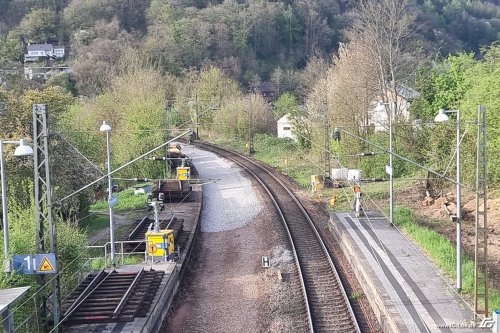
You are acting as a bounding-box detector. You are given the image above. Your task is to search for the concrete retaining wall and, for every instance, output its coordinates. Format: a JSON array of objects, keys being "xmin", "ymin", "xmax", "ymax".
[{"xmin": 141, "ymin": 188, "xmax": 203, "ymax": 333}]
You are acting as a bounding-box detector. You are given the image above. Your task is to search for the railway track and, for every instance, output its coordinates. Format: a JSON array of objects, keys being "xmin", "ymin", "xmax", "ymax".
[
  {"xmin": 196, "ymin": 142, "xmax": 360, "ymax": 333},
  {"xmin": 62, "ymin": 269, "xmax": 164, "ymax": 325}
]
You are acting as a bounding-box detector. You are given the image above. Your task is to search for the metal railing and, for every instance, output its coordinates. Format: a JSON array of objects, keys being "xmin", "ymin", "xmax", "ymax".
[{"xmin": 86, "ymin": 239, "xmax": 152, "ymax": 267}]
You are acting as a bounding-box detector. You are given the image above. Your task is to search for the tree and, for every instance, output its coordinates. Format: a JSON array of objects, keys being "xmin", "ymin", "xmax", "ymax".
[
  {"xmin": 348, "ymin": 0, "xmax": 418, "ymax": 121},
  {"xmin": 64, "ymin": 0, "xmax": 113, "ymax": 32},
  {"xmin": 273, "ymin": 92, "xmax": 297, "ymax": 120},
  {"xmin": 19, "ymin": 8, "xmax": 58, "ymax": 43},
  {"xmin": 279, "ymin": 4, "xmax": 302, "ymax": 52},
  {"xmin": 460, "ymin": 44, "xmax": 500, "ymax": 184},
  {"xmin": 0, "ymin": 31, "xmax": 24, "ymax": 64},
  {"xmin": 194, "ymin": 67, "xmax": 240, "ymax": 130},
  {"xmin": 62, "ymin": 52, "xmax": 175, "ymax": 179},
  {"xmin": 45, "ymin": 72, "xmax": 77, "ymax": 95}
]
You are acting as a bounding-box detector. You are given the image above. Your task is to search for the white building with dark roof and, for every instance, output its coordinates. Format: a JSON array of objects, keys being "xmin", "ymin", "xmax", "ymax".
[
  {"xmin": 369, "ymin": 85, "xmax": 420, "ymax": 132},
  {"xmin": 24, "ymin": 44, "xmax": 65, "ymax": 62},
  {"xmin": 277, "ymin": 114, "xmax": 297, "ymax": 141}
]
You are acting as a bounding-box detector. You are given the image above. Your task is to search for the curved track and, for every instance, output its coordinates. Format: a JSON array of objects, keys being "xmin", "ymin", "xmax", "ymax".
[{"xmin": 196, "ymin": 142, "xmax": 360, "ymax": 333}]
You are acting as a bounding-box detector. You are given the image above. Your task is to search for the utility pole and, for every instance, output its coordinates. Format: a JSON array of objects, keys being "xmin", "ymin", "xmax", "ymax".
[
  {"xmin": 165, "ymin": 99, "xmax": 171, "ymax": 177},
  {"xmin": 389, "ymin": 101, "xmax": 395, "ymax": 226},
  {"xmin": 195, "ymin": 95, "xmax": 199, "ymax": 140},
  {"xmin": 323, "ymin": 100, "xmax": 331, "ymax": 180},
  {"xmin": 33, "ymin": 104, "xmax": 60, "ymax": 332},
  {"xmin": 247, "ymin": 98, "xmax": 254, "ymax": 154},
  {"xmin": 474, "ymin": 105, "xmax": 488, "ymax": 319}
]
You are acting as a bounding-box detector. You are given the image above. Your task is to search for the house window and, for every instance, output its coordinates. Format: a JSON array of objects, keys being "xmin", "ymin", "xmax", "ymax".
[
  {"xmin": 283, "ymin": 126, "xmax": 291, "ymax": 131},
  {"xmin": 270, "ymin": 92, "xmax": 274, "ymax": 97},
  {"xmin": 262, "ymin": 92, "xmax": 267, "ymax": 97}
]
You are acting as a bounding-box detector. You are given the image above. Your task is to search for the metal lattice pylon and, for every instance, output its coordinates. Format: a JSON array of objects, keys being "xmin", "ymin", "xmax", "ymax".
[
  {"xmin": 474, "ymin": 105, "xmax": 488, "ymax": 319},
  {"xmin": 33, "ymin": 104, "xmax": 60, "ymax": 331}
]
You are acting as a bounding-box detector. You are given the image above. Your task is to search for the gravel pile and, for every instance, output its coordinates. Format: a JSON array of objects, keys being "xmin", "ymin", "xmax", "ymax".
[{"xmin": 181, "ymin": 144, "xmax": 262, "ymax": 232}]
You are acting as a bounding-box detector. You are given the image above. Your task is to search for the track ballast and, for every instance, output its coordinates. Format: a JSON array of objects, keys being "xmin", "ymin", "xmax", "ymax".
[{"xmin": 196, "ymin": 142, "xmax": 360, "ymax": 333}]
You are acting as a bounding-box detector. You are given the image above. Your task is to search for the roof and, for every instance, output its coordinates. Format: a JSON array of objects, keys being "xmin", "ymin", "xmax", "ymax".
[
  {"xmin": 0, "ymin": 286, "xmax": 31, "ymax": 315},
  {"xmin": 27, "ymin": 44, "xmax": 53, "ymax": 51},
  {"xmin": 254, "ymin": 81, "xmax": 276, "ymax": 92},
  {"xmin": 277, "ymin": 113, "xmax": 293, "ymax": 123},
  {"xmin": 396, "ymin": 85, "xmax": 420, "ymax": 100}
]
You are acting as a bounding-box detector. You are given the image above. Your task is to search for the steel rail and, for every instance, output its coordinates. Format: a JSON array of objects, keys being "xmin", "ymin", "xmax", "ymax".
[
  {"xmin": 196, "ymin": 142, "xmax": 360, "ymax": 332},
  {"xmin": 113, "ymin": 269, "xmax": 144, "ymax": 317},
  {"xmin": 202, "ymin": 146, "xmax": 314, "ymax": 333},
  {"xmin": 128, "ymin": 216, "xmax": 149, "ymax": 240},
  {"xmin": 62, "ymin": 269, "xmax": 107, "ymax": 317},
  {"xmin": 61, "ymin": 270, "xmax": 115, "ymax": 321}
]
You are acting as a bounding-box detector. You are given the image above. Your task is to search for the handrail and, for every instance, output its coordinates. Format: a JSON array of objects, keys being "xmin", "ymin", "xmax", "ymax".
[
  {"xmin": 113, "ymin": 269, "xmax": 144, "ymax": 317},
  {"xmin": 62, "ymin": 269, "xmax": 107, "ymax": 317},
  {"xmin": 128, "ymin": 216, "xmax": 149, "ymax": 240}
]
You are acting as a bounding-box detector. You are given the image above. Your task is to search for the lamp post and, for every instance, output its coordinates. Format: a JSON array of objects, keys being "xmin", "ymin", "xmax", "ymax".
[
  {"xmin": 100, "ymin": 121, "xmax": 116, "ymax": 267},
  {"xmin": 434, "ymin": 108, "xmax": 462, "ymax": 292},
  {"xmin": 1, "ymin": 139, "xmax": 34, "ymax": 277},
  {"xmin": 374, "ymin": 101, "xmax": 394, "ymax": 226}
]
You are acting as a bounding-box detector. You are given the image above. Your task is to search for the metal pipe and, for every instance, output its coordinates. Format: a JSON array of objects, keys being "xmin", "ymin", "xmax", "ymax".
[
  {"xmin": 105, "ymin": 130, "xmax": 116, "ymax": 267},
  {"xmin": 389, "ymin": 104, "xmax": 394, "ymax": 226},
  {"xmin": 456, "ymin": 109, "xmax": 462, "ymax": 292},
  {"xmin": 0, "ymin": 140, "xmax": 11, "ymax": 277},
  {"xmin": 55, "ymin": 129, "xmax": 192, "ymax": 204}
]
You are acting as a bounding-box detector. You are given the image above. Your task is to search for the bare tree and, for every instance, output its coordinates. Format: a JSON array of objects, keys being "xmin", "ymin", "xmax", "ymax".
[
  {"xmin": 329, "ymin": 42, "xmax": 379, "ymax": 135},
  {"xmin": 348, "ymin": 0, "xmax": 418, "ymax": 120}
]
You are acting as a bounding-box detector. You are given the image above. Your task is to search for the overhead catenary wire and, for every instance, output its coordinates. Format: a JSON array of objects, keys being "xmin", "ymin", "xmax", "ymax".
[
  {"xmin": 337, "ymin": 127, "xmax": 475, "ymax": 191},
  {"xmin": 286, "ymin": 130, "xmax": 421, "ymax": 331},
  {"xmin": 2, "ymin": 105, "xmax": 218, "ymax": 329},
  {"xmin": 292, "ymin": 125, "xmax": 479, "ymax": 322}
]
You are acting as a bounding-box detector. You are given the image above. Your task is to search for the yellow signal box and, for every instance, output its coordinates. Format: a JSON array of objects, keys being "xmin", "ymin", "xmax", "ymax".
[
  {"xmin": 145, "ymin": 229, "xmax": 174, "ymax": 257},
  {"xmin": 176, "ymin": 167, "xmax": 190, "ymax": 180}
]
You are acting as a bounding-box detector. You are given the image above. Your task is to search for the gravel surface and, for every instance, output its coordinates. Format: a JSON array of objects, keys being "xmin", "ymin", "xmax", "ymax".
[
  {"xmin": 162, "ymin": 144, "xmax": 308, "ymax": 333},
  {"xmin": 181, "ymin": 144, "xmax": 263, "ymax": 232}
]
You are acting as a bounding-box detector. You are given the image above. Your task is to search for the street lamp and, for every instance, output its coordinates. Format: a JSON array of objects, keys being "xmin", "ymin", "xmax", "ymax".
[
  {"xmin": 1, "ymin": 139, "xmax": 33, "ymax": 277},
  {"xmin": 434, "ymin": 108, "xmax": 462, "ymax": 292},
  {"xmin": 374, "ymin": 101, "xmax": 394, "ymax": 226},
  {"xmin": 100, "ymin": 121, "xmax": 116, "ymax": 267}
]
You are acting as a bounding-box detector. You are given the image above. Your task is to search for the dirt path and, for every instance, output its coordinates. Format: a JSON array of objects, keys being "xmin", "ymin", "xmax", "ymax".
[{"xmin": 86, "ymin": 210, "xmax": 147, "ymax": 245}]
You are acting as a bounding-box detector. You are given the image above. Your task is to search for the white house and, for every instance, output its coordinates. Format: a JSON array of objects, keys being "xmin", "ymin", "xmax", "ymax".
[
  {"xmin": 369, "ymin": 86, "xmax": 420, "ymax": 132},
  {"xmin": 277, "ymin": 114, "xmax": 297, "ymax": 141},
  {"xmin": 24, "ymin": 44, "xmax": 65, "ymax": 62}
]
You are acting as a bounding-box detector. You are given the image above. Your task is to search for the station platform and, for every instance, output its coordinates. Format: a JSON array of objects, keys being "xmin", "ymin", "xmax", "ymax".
[{"xmin": 330, "ymin": 212, "xmax": 487, "ymax": 333}]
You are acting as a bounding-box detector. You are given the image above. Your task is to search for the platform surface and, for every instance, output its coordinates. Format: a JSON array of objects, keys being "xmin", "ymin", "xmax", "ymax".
[
  {"xmin": 332, "ymin": 212, "xmax": 488, "ymax": 333},
  {"xmin": 0, "ymin": 286, "xmax": 30, "ymax": 314}
]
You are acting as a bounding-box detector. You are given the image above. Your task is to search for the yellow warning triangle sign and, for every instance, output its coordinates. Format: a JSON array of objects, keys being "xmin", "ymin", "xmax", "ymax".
[{"xmin": 38, "ymin": 256, "xmax": 55, "ymax": 271}]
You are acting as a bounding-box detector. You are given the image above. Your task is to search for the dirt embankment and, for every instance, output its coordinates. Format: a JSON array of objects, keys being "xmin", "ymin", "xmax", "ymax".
[{"xmin": 397, "ymin": 184, "xmax": 500, "ymax": 288}]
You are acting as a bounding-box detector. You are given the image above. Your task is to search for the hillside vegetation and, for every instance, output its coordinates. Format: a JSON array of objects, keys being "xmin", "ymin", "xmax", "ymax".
[{"xmin": 0, "ymin": 1, "xmax": 499, "ymax": 321}]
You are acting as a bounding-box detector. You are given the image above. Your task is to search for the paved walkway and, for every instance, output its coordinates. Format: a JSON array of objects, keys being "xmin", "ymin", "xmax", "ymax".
[{"xmin": 331, "ymin": 212, "xmax": 487, "ymax": 333}]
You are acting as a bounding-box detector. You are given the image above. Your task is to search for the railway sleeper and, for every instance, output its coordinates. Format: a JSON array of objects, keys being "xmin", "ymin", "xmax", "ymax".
[{"xmin": 77, "ymin": 302, "xmax": 120, "ymax": 308}]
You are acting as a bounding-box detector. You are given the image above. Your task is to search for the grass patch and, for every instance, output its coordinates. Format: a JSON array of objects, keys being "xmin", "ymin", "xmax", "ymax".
[
  {"xmin": 253, "ymin": 134, "xmax": 318, "ymax": 188},
  {"xmin": 90, "ymin": 187, "xmax": 149, "ymax": 211},
  {"xmin": 393, "ymin": 206, "xmax": 500, "ymax": 311},
  {"xmin": 90, "ymin": 255, "xmax": 145, "ymax": 270},
  {"xmin": 80, "ymin": 214, "xmax": 109, "ymax": 237}
]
